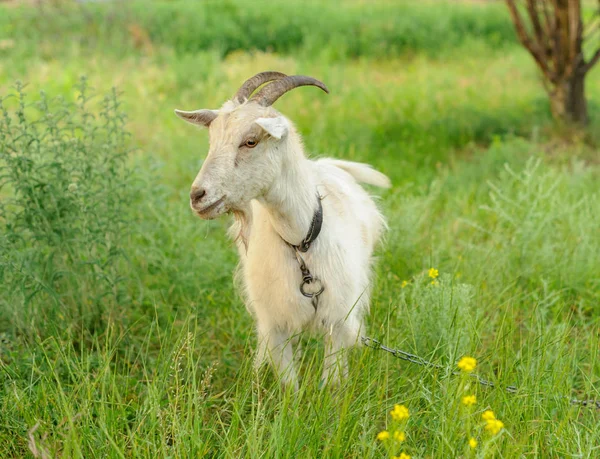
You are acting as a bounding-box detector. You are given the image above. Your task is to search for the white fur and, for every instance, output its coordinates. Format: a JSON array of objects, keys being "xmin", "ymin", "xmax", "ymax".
[{"xmin": 176, "ymin": 97, "xmax": 389, "ymax": 389}]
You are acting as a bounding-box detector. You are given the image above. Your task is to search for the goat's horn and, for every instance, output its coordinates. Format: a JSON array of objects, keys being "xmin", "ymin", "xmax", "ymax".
[
  {"xmin": 251, "ymin": 75, "xmax": 329, "ymax": 107},
  {"xmin": 233, "ymin": 71, "xmax": 288, "ymax": 103}
]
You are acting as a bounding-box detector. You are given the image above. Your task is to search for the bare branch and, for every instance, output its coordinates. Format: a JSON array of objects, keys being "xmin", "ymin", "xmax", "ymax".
[
  {"xmin": 505, "ymin": 0, "xmax": 557, "ymax": 81},
  {"xmin": 541, "ymin": 0, "xmax": 554, "ymax": 40},
  {"xmin": 549, "ymin": 0, "xmax": 563, "ymax": 76},
  {"xmin": 583, "ymin": 46, "xmax": 600, "ymax": 73},
  {"xmin": 562, "ymin": 0, "xmax": 583, "ymax": 80},
  {"xmin": 583, "ymin": 1, "xmax": 600, "ymax": 72},
  {"xmin": 526, "ymin": 0, "xmax": 546, "ymax": 45}
]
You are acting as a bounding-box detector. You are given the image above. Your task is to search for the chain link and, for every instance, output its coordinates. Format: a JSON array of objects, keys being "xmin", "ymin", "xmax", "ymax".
[
  {"xmin": 290, "ymin": 245, "xmax": 324, "ymax": 310},
  {"xmin": 361, "ymin": 336, "xmax": 600, "ymax": 410}
]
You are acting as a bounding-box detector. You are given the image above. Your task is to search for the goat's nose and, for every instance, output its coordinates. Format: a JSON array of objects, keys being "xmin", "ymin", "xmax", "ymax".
[{"xmin": 190, "ymin": 188, "xmax": 206, "ymax": 206}]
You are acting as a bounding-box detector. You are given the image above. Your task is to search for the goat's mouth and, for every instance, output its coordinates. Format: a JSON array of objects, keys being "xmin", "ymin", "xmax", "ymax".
[{"xmin": 192, "ymin": 196, "xmax": 227, "ymax": 219}]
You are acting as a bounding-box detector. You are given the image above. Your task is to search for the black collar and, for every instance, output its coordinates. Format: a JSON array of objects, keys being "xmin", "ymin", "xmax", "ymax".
[{"xmin": 292, "ymin": 194, "xmax": 323, "ymax": 252}]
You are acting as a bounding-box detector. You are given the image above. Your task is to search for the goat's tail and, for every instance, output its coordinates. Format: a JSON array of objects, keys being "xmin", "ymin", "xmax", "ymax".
[{"xmin": 322, "ymin": 159, "xmax": 391, "ymax": 188}]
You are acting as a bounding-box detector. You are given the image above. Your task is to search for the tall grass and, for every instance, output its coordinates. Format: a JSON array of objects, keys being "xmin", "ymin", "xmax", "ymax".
[{"xmin": 1, "ymin": 86, "xmax": 598, "ymax": 457}]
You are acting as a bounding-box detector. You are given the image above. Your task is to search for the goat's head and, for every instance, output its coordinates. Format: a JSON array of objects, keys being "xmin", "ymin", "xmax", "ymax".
[{"xmin": 175, "ymin": 72, "xmax": 329, "ymax": 219}]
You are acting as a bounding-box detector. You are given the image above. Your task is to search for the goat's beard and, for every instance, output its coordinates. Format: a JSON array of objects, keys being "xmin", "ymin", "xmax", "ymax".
[{"xmin": 232, "ymin": 208, "xmax": 251, "ymax": 252}]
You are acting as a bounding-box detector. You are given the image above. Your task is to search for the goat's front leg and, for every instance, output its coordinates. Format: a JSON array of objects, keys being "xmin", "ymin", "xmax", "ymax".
[{"xmin": 255, "ymin": 323, "xmax": 299, "ymax": 391}]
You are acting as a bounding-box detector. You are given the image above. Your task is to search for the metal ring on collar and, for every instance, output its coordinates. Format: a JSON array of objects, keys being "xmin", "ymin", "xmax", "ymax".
[{"xmin": 300, "ymin": 278, "xmax": 324, "ymax": 298}]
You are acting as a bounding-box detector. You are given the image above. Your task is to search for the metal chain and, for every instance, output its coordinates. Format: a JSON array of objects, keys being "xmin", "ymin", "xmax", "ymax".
[
  {"xmin": 361, "ymin": 336, "xmax": 600, "ymax": 410},
  {"xmin": 290, "ymin": 245, "xmax": 324, "ymax": 310}
]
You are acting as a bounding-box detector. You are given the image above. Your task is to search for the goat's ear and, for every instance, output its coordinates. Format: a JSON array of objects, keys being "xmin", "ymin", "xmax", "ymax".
[
  {"xmin": 174, "ymin": 109, "xmax": 218, "ymax": 128},
  {"xmin": 255, "ymin": 116, "xmax": 289, "ymax": 140}
]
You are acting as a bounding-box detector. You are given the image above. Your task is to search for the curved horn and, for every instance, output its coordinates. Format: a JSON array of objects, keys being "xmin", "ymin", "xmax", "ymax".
[
  {"xmin": 233, "ymin": 71, "xmax": 288, "ymax": 103},
  {"xmin": 251, "ymin": 75, "xmax": 329, "ymax": 107}
]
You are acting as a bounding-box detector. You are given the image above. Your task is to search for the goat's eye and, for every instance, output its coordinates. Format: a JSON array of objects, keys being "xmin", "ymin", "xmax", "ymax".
[{"xmin": 243, "ymin": 139, "xmax": 258, "ymax": 148}]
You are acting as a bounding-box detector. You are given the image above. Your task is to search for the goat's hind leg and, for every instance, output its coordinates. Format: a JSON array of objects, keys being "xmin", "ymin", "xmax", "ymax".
[
  {"xmin": 255, "ymin": 323, "xmax": 299, "ymax": 391},
  {"xmin": 321, "ymin": 321, "xmax": 361, "ymax": 387}
]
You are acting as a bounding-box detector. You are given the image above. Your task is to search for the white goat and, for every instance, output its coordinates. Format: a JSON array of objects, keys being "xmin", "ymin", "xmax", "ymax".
[{"xmin": 175, "ymin": 72, "xmax": 389, "ymax": 388}]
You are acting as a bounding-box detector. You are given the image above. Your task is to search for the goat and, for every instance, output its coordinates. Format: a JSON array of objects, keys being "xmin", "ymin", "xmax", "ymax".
[{"xmin": 175, "ymin": 72, "xmax": 390, "ymax": 389}]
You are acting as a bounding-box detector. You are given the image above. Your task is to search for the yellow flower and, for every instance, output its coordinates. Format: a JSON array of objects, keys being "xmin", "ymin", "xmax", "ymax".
[
  {"xmin": 484, "ymin": 419, "xmax": 505, "ymax": 435},
  {"xmin": 468, "ymin": 437, "xmax": 478, "ymax": 449},
  {"xmin": 377, "ymin": 430, "xmax": 390, "ymax": 441},
  {"xmin": 457, "ymin": 356, "xmax": 477, "ymax": 373},
  {"xmin": 428, "ymin": 268, "xmax": 439, "ymax": 279},
  {"xmin": 461, "ymin": 394, "xmax": 477, "ymax": 406},
  {"xmin": 481, "ymin": 410, "xmax": 495, "ymax": 421},
  {"xmin": 390, "ymin": 404, "xmax": 410, "ymax": 421},
  {"xmin": 393, "ymin": 454, "xmax": 411, "ymax": 459},
  {"xmin": 430, "ymin": 280, "xmax": 438, "ymax": 286},
  {"xmin": 393, "ymin": 431, "xmax": 406, "ymax": 442},
  {"xmin": 401, "ymin": 280, "xmax": 408, "ymax": 288}
]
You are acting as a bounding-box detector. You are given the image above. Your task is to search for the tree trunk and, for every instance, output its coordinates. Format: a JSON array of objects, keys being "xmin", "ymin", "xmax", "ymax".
[
  {"xmin": 505, "ymin": 0, "xmax": 599, "ymax": 127},
  {"xmin": 549, "ymin": 66, "xmax": 588, "ymax": 125}
]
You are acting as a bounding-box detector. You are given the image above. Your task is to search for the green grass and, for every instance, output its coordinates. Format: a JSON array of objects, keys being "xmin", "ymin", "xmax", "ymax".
[
  {"xmin": 1, "ymin": 0, "xmax": 599, "ymax": 457},
  {"xmin": 0, "ymin": 0, "xmax": 518, "ymax": 62}
]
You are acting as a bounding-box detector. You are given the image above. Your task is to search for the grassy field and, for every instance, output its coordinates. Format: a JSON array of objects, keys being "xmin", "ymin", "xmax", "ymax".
[{"xmin": 1, "ymin": 0, "xmax": 599, "ymax": 457}]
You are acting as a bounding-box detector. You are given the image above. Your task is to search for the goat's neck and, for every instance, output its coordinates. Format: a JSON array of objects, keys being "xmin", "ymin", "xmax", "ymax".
[{"xmin": 259, "ymin": 136, "xmax": 317, "ymax": 246}]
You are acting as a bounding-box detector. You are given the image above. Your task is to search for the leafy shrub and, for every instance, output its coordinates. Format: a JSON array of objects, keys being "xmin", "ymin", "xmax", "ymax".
[
  {"xmin": 392, "ymin": 272, "xmax": 479, "ymax": 362},
  {"xmin": 0, "ymin": 78, "xmax": 134, "ymax": 338}
]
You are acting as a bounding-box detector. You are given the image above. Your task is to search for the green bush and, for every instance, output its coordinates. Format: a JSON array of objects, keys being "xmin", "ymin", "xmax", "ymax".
[{"xmin": 0, "ymin": 79, "xmax": 134, "ymax": 338}]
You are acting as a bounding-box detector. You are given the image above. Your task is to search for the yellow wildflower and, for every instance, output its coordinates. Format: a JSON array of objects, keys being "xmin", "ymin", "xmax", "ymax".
[
  {"xmin": 485, "ymin": 419, "xmax": 505, "ymax": 435},
  {"xmin": 468, "ymin": 437, "xmax": 478, "ymax": 449},
  {"xmin": 393, "ymin": 431, "xmax": 406, "ymax": 442},
  {"xmin": 481, "ymin": 410, "xmax": 495, "ymax": 421},
  {"xmin": 376, "ymin": 430, "xmax": 390, "ymax": 441},
  {"xmin": 390, "ymin": 404, "xmax": 410, "ymax": 421},
  {"xmin": 457, "ymin": 356, "xmax": 477, "ymax": 373},
  {"xmin": 401, "ymin": 280, "xmax": 408, "ymax": 288},
  {"xmin": 430, "ymin": 280, "xmax": 438, "ymax": 286},
  {"xmin": 428, "ymin": 268, "xmax": 439, "ymax": 279},
  {"xmin": 393, "ymin": 454, "xmax": 411, "ymax": 459},
  {"xmin": 461, "ymin": 394, "xmax": 477, "ymax": 406}
]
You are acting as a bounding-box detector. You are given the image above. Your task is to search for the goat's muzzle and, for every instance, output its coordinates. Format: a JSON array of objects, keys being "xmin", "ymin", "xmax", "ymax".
[
  {"xmin": 190, "ymin": 191, "xmax": 227, "ymax": 220},
  {"xmin": 190, "ymin": 187, "xmax": 206, "ymax": 206}
]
